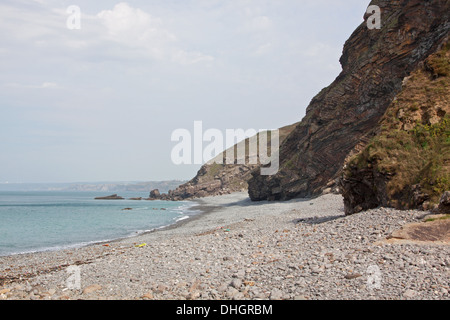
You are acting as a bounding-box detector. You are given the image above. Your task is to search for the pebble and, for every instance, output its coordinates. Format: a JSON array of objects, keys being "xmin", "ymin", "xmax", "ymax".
[
  {"xmin": 82, "ymin": 284, "xmax": 102, "ymax": 295},
  {"xmin": 270, "ymin": 288, "xmax": 284, "ymax": 300},
  {"xmin": 345, "ymin": 273, "xmax": 362, "ymax": 280},
  {"xmin": 403, "ymin": 289, "xmax": 417, "ymax": 299},
  {"xmin": 0, "ymin": 193, "xmax": 448, "ymax": 300},
  {"xmin": 226, "ymin": 287, "xmax": 239, "ymax": 299},
  {"xmin": 230, "ymin": 279, "xmax": 242, "ymax": 289},
  {"xmin": 142, "ymin": 291, "xmax": 154, "ymax": 300},
  {"xmin": 0, "ymin": 288, "xmax": 11, "ymax": 295}
]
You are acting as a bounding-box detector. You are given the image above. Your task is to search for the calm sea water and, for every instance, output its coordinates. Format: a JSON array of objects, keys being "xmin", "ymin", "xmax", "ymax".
[{"xmin": 0, "ymin": 191, "xmax": 198, "ymax": 257}]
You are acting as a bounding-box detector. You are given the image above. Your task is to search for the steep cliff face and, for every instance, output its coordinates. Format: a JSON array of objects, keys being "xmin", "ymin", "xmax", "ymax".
[
  {"xmin": 341, "ymin": 41, "xmax": 450, "ymax": 214},
  {"xmin": 248, "ymin": 0, "xmax": 450, "ymax": 201}
]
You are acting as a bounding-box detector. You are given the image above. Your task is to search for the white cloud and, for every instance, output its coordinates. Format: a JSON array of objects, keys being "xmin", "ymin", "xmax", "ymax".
[
  {"xmin": 0, "ymin": 2, "xmax": 214, "ymax": 65},
  {"xmin": 0, "ymin": 0, "xmax": 371, "ymax": 182},
  {"xmin": 97, "ymin": 3, "xmax": 176, "ymax": 47},
  {"xmin": 6, "ymin": 82, "xmax": 58, "ymax": 89},
  {"xmin": 96, "ymin": 2, "xmax": 213, "ymax": 64}
]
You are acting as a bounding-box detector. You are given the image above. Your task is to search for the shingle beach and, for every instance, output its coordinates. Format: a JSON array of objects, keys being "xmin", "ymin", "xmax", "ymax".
[{"xmin": 0, "ymin": 192, "xmax": 448, "ymax": 300}]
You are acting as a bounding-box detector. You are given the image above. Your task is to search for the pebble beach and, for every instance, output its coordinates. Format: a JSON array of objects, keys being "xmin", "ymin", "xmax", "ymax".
[{"xmin": 0, "ymin": 192, "xmax": 449, "ymax": 300}]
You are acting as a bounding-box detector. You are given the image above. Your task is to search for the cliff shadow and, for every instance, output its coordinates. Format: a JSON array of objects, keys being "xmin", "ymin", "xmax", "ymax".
[
  {"xmin": 219, "ymin": 196, "xmax": 311, "ymax": 208},
  {"xmin": 293, "ymin": 213, "xmax": 345, "ymax": 225}
]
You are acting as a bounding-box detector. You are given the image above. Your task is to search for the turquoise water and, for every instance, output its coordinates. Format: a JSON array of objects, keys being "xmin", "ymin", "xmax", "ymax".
[{"xmin": 0, "ymin": 191, "xmax": 197, "ymax": 257}]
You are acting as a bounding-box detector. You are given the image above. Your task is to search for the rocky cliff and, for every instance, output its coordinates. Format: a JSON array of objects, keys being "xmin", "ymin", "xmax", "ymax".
[
  {"xmin": 341, "ymin": 41, "xmax": 449, "ymax": 214},
  {"xmin": 153, "ymin": 123, "xmax": 297, "ymax": 201},
  {"xmin": 248, "ymin": 0, "xmax": 450, "ymax": 201}
]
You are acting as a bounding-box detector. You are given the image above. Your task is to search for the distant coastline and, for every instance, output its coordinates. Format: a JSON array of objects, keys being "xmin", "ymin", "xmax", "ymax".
[{"xmin": 0, "ymin": 180, "xmax": 186, "ymax": 193}]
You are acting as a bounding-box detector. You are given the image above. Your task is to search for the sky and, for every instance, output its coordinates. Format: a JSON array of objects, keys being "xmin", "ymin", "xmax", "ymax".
[{"xmin": 0, "ymin": 0, "xmax": 370, "ymax": 183}]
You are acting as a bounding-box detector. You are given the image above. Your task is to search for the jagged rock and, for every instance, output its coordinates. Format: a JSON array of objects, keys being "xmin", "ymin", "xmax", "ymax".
[
  {"xmin": 160, "ymin": 123, "xmax": 297, "ymax": 201},
  {"xmin": 248, "ymin": 0, "xmax": 450, "ymax": 201},
  {"xmin": 411, "ymin": 185, "xmax": 430, "ymax": 208},
  {"xmin": 148, "ymin": 189, "xmax": 161, "ymax": 200},
  {"xmin": 438, "ymin": 191, "xmax": 450, "ymax": 214}
]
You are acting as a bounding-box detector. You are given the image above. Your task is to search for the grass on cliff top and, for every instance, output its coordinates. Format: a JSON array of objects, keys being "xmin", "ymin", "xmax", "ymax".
[
  {"xmin": 347, "ymin": 42, "xmax": 450, "ymax": 208},
  {"xmin": 425, "ymin": 214, "xmax": 450, "ymax": 222},
  {"xmin": 359, "ymin": 116, "xmax": 450, "ymax": 205}
]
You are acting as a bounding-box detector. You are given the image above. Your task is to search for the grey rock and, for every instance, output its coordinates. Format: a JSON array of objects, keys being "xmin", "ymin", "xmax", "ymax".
[
  {"xmin": 230, "ymin": 279, "xmax": 242, "ymax": 289},
  {"xmin": 269, "ymin": 289, "xmax": 284, "ymax": 300},
  {"xmin": 403, "ymin": 289, "xmax": 417, "ymax": 299}
]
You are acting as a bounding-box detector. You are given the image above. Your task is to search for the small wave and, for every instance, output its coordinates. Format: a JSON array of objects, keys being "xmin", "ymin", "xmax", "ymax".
[
  {"xmin": 176, "ymin": 215, "xmax": 189, "ymax": 222},
  {"xmin": 130, "ymin": 207, "xmax": 149, "ymax": 211},
  {"xmin": 172, "ymin": 201, "xmax": 200, "ymax": 216}
]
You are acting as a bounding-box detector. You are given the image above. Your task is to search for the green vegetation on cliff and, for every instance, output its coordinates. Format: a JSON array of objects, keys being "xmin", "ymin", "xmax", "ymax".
[{"xmin": 345, "ymin": 42, "xmax": 450, "ymax": 209}]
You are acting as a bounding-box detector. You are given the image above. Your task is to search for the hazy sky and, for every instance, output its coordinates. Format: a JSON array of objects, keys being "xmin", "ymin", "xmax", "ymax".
[{"xmin": 0, "ymin": 0, "xmax": 369, "ymax": 183}]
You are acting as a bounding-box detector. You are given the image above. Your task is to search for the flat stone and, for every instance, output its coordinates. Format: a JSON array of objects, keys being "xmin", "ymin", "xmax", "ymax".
[
  {"xmin": 82, "ymin": 284, "xmax": 102, "ymax": 294},
  {"xmin": 226, "ymin": 287, "xmax": 239, "ymax": 299},
  {"xmin": 187, "ymin": 291, "xmax": 200, "ymax": 300},
  {"xmin": 0, "ymin": 288, "xmax": 11, "ymax": 295},
  {"xmin": 390, "ymin": 219, "xmax": 450, "ymax": 242},
  {"xmin": 403, "ymin": 289, "xmax": 417, "ymax": 299},
  {"xmin": 345, "ymin": 273, "xmax": 362, "ymax": 280},
  {"xmin": 142, "ymin": 291, "xmax": 154, "ymax": 299},
  {"xmin": 217, "ymin": 283, "xmax": 228, "ymax": 293},
  {"xmin": 269, "ymin": 289, "xmax": 283, "ymax": 300},
  {"xmin": 230, "ymin": 278, "xmax": 242, "ymax": 289}
]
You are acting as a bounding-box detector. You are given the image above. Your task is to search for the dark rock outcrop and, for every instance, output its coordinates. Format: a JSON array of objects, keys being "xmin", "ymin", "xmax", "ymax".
[
  {"xmin": 149, "ymin": 189, "xmax": 161, "ymax": 199},
  {"xmin": 248, "ymin": 0, "xmax": 450, "ymax": 201},
  {"xmin": 147, "ymin": 189, "xmax": 174, "ymax": 201},
  {"xmin": 438, "ymin": 191, "xmax": 450, "ymax": 214},
  {"xmin": 94, "ymin": 194, "xmax": 124, "ymax": 200}
]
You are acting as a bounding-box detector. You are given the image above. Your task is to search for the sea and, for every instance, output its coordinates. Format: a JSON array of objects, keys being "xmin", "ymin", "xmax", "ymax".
[{"xmin": 0, "ymin": 191, "xmax": 198, "ymax": 257}]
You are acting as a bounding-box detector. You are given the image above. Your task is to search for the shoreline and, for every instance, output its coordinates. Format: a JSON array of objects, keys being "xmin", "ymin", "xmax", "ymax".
[
  {"xmin": 0, "ymin": 197, "xmax": 214, "ymax": 259},
  {"xmin": 101, "ymin": 199, "xmax": 221, "ymax": 249},
  {"xmin": 0, "ymin": 192, "xmax": 448, "ymax": 300}
]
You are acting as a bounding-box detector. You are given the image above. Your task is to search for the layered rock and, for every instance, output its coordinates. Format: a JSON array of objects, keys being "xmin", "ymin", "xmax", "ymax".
[
  {"xmin": 341, "ymin": 41, "xmax": 449, "ymax": 214},
  {"xmin": 248, "ymin": 0, "xmax": 450, "ymax": 201}
]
